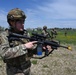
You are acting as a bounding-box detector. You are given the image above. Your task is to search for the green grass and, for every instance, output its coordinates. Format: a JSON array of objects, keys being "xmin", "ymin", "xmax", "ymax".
[
  {"xmin": 55, "ymin": 30, "xmax": 76, "ymax": 44},
  {"xmin": 29, "ymin": 29, "xmax": 76, "ymax": 44},
  {"xmin": 43, "ymin": 65, "xmax": 49, "ymax": 68},
  {"xmin": 31, "ymin": 60, "xmax": 37, "ymax": 65}
]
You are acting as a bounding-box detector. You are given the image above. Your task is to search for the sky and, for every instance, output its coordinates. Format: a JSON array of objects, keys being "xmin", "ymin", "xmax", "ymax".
[{"xmin": 0, "ymin": 0, "xmax": 76, "ymax": 29}]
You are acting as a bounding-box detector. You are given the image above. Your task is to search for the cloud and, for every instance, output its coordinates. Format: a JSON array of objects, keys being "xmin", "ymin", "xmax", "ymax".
[
  {"xmin": 0, "ymin": 0, "xmax": 76, "ymax": 28},
  {"xmin": 0, "ymin": 10, "xmax": 8, "ymax": 28},
  {"xmin": 24, "ymin": 0, "xmax": 76, "ymax": 28},
  {"xmin": 0, "ymin": 10, "xmax": 6, "ymax": 21},
  {"xmin": 36, "ymin": 0, "xmax": 76, "ymax": 19}
]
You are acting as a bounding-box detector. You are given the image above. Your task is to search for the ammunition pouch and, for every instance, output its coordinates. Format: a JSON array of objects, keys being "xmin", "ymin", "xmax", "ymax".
[
  {"xmin": 4, "ymin": 55, "xmax": 31, "ymax": 69},
  {"xmin": 7, "ymin": 60, "xmax": 31, "ymax": 70}
]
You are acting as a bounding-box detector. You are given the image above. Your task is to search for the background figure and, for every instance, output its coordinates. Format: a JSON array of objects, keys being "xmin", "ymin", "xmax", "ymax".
[
  {"xmin": 64, "ymin": 31, "xmax": 67, "ymax": 36},
  {"xmin": 54, "ymin": 29, "xmax": 57, "ymax": 38},
  {"xmin": 42, "ymin": 25, "xmax": 51, "ymax": 40},
  {"xmin": 51, "ymin": 29, "xmax": 55, "ymax": 39},
  {"xmin": 51, "ymin": 28, "xmax": 57, "ymax": 39}
]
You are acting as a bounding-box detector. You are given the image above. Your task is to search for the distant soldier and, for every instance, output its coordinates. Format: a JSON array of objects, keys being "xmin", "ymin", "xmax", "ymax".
[
  {"xmin": 51, "ymin": 29, "xmax": 54, "ymax": 39},
  {"xmin": 51, "ymin": 28, "xmax": 57, "ymax": 39},
  {"xmin": 54, "ymin": 29, "xmax": 57, "ymax": 38},
  {"xmin": 42, "ymin": 26, "xmax": 51, "ymax": 39},
  {"xmin": 64, "ymin": 31, "xmax": 67, "ymax": 36}
]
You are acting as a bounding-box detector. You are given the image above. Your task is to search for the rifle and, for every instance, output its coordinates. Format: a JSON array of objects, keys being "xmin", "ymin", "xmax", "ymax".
[{"xmin": 8, "ymin": 32, "xmax": 72, "ymax": 59}]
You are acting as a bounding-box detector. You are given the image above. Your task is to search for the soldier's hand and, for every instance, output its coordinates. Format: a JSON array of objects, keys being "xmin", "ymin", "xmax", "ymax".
[
  {"xmin": 46, "ymin": 45, "xmax": 52, "ymax": 52},
  {"xmin": 24, "ymin": 41, "xmax": 37, "ymax": 49},
  {"xmin": 43, "ymin": 45, "xmax": 52, "ymax": 52}
]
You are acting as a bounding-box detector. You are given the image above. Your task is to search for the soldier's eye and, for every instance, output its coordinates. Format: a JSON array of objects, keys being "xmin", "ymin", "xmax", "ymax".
[{"xmin": 16, "ymin": 19, "xmax": 25, "ymax": 23}]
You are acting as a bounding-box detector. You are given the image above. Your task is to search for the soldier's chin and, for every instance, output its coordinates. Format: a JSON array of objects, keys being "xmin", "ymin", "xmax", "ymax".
[{"xmin": 20, "ymin": 29, "xmax": 24, "ymax": 31}]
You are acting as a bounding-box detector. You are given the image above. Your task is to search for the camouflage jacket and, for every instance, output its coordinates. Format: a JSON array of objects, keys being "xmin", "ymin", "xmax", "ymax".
[
  {"xmin": 0, "ymin": 30, "xmax": 31, "ymax": 63},
  {"xmin": 42, "ymin": 30, "xmax": 49, "ymax": 36},
  {"xmin": 42, "ymin": 30, "xmax": 51, "ymax": 40}
]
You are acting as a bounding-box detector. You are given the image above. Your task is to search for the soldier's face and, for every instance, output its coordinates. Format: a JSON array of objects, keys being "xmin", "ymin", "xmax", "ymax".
[
  {"xmin": 10, "ymin": 19, "xmax": 25, "ymax": 32},
  {"xmin": 15, "ymin": 20, "xmax": 24, "ymax": 31}
]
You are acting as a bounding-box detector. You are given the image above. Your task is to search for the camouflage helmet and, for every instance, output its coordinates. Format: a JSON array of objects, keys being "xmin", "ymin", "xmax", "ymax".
[
  {"xmin": 7, "ymin": 8, "xmax": 26, "ymax": 21},
  {"xmin": 43, "ymin": 25, "xmax": 47, "ymax": 30}
]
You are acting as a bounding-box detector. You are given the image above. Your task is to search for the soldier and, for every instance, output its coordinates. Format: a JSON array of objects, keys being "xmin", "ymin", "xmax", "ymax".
[
  {"xmin": 64, "ymin": 30, "xmax": 67, "ymax": 36},
  {"xmin": 42, "ymin": 26, "xmax": 51, "ymax": 39},
  {"xmin": 54, "ymin": 29, "xmax": 57, "ymax": 38},
  {"xmin": 51, "ymin": 28, "xmax": 57, "ymax": 39},
  {"xmin": 42, "ymin": 26, "xmax": 48, "ymax": 36},
  {"xmin": 0, "ymin": 8, "xmax": 52, "ymax": 75},
  {"xmin": 0, "ymin": 8, "xmax": 37, "ymax": 75}
]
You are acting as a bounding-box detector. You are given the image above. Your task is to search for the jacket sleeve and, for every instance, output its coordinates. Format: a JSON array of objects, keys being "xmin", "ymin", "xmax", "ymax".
[{"xmin": 0, "ymin": 32, "xmax": 27, "ymax": 60}]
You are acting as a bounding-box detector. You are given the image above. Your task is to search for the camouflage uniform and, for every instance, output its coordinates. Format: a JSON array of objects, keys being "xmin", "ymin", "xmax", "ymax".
[
  {"xmin": 0, "ymin": 30, "xmax": 32, "ymax": 75},
  {"xmin": 0, "ymin": 7, "xmax": 32, "ymax": 75},
  {"xmin": 42, "ymin": 30, "xmax": 49, "ymax": 36},
  {"xmin": 51, "ymin": 29, "xmax": 57, "ymax": 39},
  {"xmin": 42, "ymin": 26, "xmax": 51, "ymax": 40}
]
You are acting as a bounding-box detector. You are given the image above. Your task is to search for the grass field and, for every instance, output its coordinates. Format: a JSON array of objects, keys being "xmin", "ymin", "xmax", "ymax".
[
  {"xmin": 29, "ymin": 29, "xmax": 76, "ymax": 44},
  {"xmin": 55, "ymin": 30, "xmax": 76, "ymax": 44}
]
